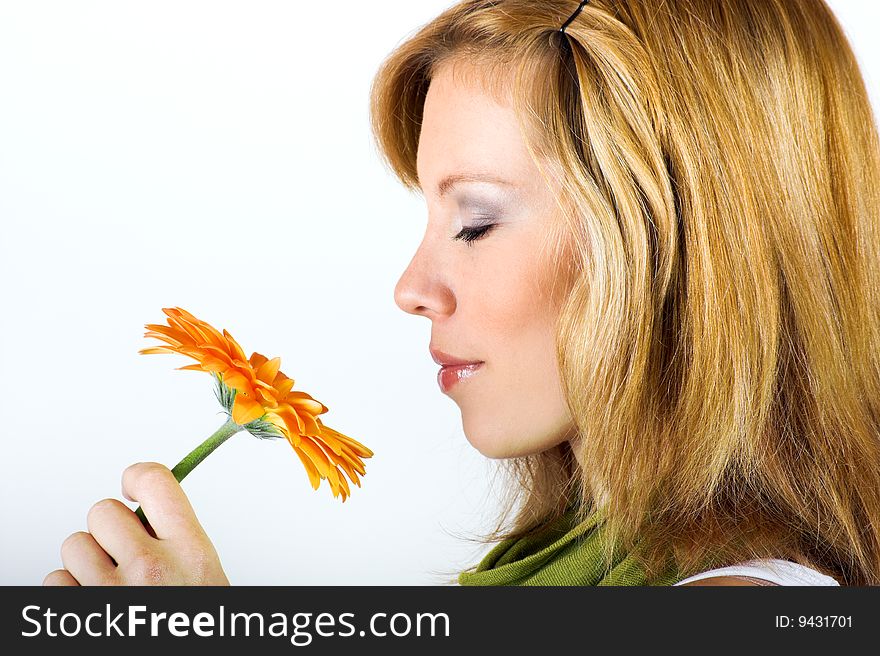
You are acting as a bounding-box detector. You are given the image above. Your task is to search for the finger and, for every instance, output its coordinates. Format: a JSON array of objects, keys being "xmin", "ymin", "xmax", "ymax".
[
  {"xmin": 121, "ymin": 462, "xmax": 208, "ymax": 542},
  {"xmin": 60, "ymin": 531, "xmax": 117, "ymax": 586},
  {"xmin": 87, "ymin": 498, "xmax": 153, "ymax": 567},
  {"xmin": 43, "ymin": 569, "xmax": 80, "ymax": 586}
]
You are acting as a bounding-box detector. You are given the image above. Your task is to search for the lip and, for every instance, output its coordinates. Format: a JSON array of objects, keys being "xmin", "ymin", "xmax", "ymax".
[
  {"xmin": 429, "ymin": 347, "xmax": 483, "ymax": 367},
  {"xmin": 437, "ymin": 362, "xmax": 484, "ymax": 393},
  {"xmin": 430, "ymin": 347, "xmax": 484, "ymax": 394}
]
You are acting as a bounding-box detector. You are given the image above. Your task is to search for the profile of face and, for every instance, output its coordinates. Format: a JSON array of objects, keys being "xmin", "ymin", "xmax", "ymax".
[{"xmin": 393, "ymin": 60, "xmax": 577, "ymax": 459}]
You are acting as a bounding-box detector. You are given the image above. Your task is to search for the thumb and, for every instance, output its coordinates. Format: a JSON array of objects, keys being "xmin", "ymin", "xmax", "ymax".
[{"xmin": 121, "ymin": 462, "xmax": 207, "ymax": 542}]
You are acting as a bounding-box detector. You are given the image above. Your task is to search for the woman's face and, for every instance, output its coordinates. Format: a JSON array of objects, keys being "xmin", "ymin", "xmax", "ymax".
[{"xmin": 393, "ymin": 60, "xmax": 577, "ymax": 459}]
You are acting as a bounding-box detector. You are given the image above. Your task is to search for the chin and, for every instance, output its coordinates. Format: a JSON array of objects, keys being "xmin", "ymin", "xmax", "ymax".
[
  {"xmin": 460, "ymin": 417, "xmax": 511, "ymax": 458},
  {"xmin": 461, "ymin": 413, "xmax": 576, "ymax": 460},
  {"xmin": 466, "ymin": 437, "xmax": 513, "ymax": 459},
  {"xmin": 461, "ymin": 425, "xmax": 554, "ymax": 460}
]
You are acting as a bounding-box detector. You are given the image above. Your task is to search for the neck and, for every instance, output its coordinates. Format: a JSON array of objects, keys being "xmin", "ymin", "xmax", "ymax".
[{"xmin": 567, "ymin": 433, "xmax": 611, "ymax": 508}]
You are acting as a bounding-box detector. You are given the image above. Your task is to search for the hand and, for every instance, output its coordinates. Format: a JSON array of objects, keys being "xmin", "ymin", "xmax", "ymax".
[{"xmin": 43, "ymin": 462, "xmax": 230, "ymax": 586}]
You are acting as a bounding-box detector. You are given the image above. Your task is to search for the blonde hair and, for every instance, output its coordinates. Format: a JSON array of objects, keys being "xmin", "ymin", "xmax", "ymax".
[{"xmin": 370, "ymin": 0, "xmax": 880, "ymax": 585}]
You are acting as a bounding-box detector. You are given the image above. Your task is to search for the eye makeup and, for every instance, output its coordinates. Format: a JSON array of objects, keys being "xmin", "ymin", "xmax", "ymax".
[
  {"xmin": 454, "ymin": 222, "xmax": 497, "ymax": 244},
  {"xmin": 451, "ymin": 191, "xmax": 508, "ymax": 245},
  {"xmin": 441, "ymin": 181, "xmax": 520, "ymax": 246}
]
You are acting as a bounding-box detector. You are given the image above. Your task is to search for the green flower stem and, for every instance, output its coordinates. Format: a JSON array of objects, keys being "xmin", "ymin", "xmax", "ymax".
[{"xmin": 135, "ymin": 416, "xmax": 242, "ymax": 527}]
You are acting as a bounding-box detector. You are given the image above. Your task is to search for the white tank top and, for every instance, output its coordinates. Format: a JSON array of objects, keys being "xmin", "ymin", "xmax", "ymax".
[{"xmin": 673, "ymin": 558, "xmax": 840, "ymax": 586}]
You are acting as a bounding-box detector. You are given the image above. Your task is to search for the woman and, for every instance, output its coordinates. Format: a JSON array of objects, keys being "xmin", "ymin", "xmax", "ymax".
[{"xmin": 45, "ymin": 0, "xmax": 880, "ymax": 586}]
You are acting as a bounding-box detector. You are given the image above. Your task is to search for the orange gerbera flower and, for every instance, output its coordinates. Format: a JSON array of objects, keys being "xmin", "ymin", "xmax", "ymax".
[{"xmin": 139, "ymin": 307, "xmax": 373, "ymax": 501}]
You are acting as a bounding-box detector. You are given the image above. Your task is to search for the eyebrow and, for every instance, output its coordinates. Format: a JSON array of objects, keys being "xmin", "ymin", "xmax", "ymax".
[{"xmin": 435, "ymin": 172, "xmax": 516, "ymax": 198}]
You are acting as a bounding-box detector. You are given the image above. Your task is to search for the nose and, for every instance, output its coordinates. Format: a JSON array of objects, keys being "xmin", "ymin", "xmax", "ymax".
[{"xmin": 393, "ymin": 237, "xmax": 455, "ymax": 320}]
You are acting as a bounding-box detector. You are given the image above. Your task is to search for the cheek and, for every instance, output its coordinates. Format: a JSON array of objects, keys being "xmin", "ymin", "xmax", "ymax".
[
  {"xmin": 477, "ymin": 242, "xmax": 560, "ymax": 351},
  {"xmin": 456, "ymin": 231, "xmax": 574, "ymax": 458},
  {"xmin": 487, "ymin": 240, "xmax": 565, "ymax": 394}
]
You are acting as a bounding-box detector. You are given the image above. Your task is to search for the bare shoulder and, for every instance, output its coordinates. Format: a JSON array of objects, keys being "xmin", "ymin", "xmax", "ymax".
[{"xmin": 680, "ymin": 575, "xmax": 776, "ymax": 586}]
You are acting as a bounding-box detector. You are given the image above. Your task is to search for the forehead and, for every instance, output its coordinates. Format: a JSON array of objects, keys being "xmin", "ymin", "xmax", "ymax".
[{"xmin": 416, "ymin": 60, "xmax": 532, "ymax": 194}]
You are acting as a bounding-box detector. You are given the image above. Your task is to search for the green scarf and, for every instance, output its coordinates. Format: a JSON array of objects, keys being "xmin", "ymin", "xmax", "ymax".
[{"xmin": 458, "ymin": 505, "xmax": 686, "ymax": 586}]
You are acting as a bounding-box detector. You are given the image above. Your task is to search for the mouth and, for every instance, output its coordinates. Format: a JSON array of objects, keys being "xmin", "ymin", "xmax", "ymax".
[
  {"xmin": 437, "ymin": 362, "xmax": 484, "ymax": 394},
  {"xmin": 430, "ymin": 347, "xmax": 484, "ymax": 394},
  {"xmin": 429, "ymin": 346, "xmax": 483, "ymax": 367}
]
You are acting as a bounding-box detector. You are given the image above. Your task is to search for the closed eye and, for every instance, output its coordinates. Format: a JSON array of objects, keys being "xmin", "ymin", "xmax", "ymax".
[{"xmin": 453, "ymin": 223, "xmax": 497, "ymax": 245}]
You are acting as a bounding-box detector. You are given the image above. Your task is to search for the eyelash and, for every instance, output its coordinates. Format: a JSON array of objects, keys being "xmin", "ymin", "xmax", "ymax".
[{"xmin": 453, "ymin": 222, "xmax": 497, "ymax": 245}]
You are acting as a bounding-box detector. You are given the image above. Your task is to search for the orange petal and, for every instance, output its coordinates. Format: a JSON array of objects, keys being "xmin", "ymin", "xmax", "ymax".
[
  {"xmin": 338, "ymin": 448, "xmax": 367, "ymax": 476},
  {"xmin": 256, "ymin": 357, "xmax": 281, "ymax": 384},
  {"xmin": 201, "ymin": 357, "xmax": 231, "ymax": 373},
  {"xmin": 256, "ymin": 387, "xmax": 279, "ymax": 406},
  {"xmin": 298, "ymin": 437, "xmax": 335, "ymax": 479},
  {"xmin": 286, "ymin": 394, "xmax": 327, "ymax": 416},
  {"xmin": 145, "ymin": 323, "xmax": 190, "ymax": 342},
  {"xmin": 322, "ymin": 465, "xmax": 344, "ymax": 500},
  {"xmin": 164, "ymin": 306, "xmax": 201, "ymax": 323},
  {"xmin": 176, "ymin": 364, "xmax": 205, "ymax": 371},
  {"xmin": 336, "ymin": 470, "xmax": 351, "ymax": 499},
  {"xmin": 339, "ymin": 462, "xmax": 361, "ymax": 487},
  {"xmin": 327, "ymin": 450, "xmax": 362, "ymax": 486},
  {"xmin": 277, "ymin": 406, "xmax": 306, "ymax": 435},
  {"xmin": 300, "ymin": 412, "xmax": 321, "ymax": 436},
  {"xmin": 223, "ymin": 329, "xmax": 248, "ymax": 363},
  {"xmin": 200, "ymin": 344, "xmax": 237, "ymax": 362},
  {"xmin": 273, "ymin": 375, "xmax": 295, "ymax": 396},
  {"xmin": 288, "ymin": 406, "xmax": 306, "ymax": 435},
  {"xmin": 143, "ymin": 333, "xmax": 183, "ymax": 348},
  {"xmin": 223, "ymin": 370, "xmax": 252, "ymax": 391},
  {"xmin": 198, "ymin": 321, "xmax": 230, "ymax": 351},
  {"xmin": 176, "ymin": 316, "xmax": 213, "ymax": 346},
  {"xmin": 232, "ymin": 395, "xmax": 265, "ymax": 425},
  {"xmin": 249, "ymin": 352, "xmax": 269, "ymax": 369},
  {"xmin": 317, "ymin": 421, "xmax": 374, "ymax": 458},
  {"xmin": 139, "ymin": 346, "xmax": 177, "ymax": 355},
  {"xmin": 144, "ymin": 325, "xmax": 186, "ymax": 343},
  {"xmin": 325, "ymin": 463, "xmax": 341, "ymax": 490},
  {"xmin": 314, "ymin": 429, "xmax": 346, "ymax": 456},
  {"xmin": 291, "ymin": 444, "xmax": 321, "ymax": 490},
  {"xmin": 333, "ymin": 445, "xmax": 366, "ymax": 473}
]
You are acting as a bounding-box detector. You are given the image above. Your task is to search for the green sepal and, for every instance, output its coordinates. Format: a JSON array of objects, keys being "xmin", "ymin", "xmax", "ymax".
[{"xmin": 212, "ymin": 372, "xmax": 285, "ymax": 440}]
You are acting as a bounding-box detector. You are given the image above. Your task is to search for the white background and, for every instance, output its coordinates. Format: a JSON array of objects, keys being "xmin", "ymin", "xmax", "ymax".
[{"xmin": 1, "ymin": 1, "xmax": 877, "ymax": 585}]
